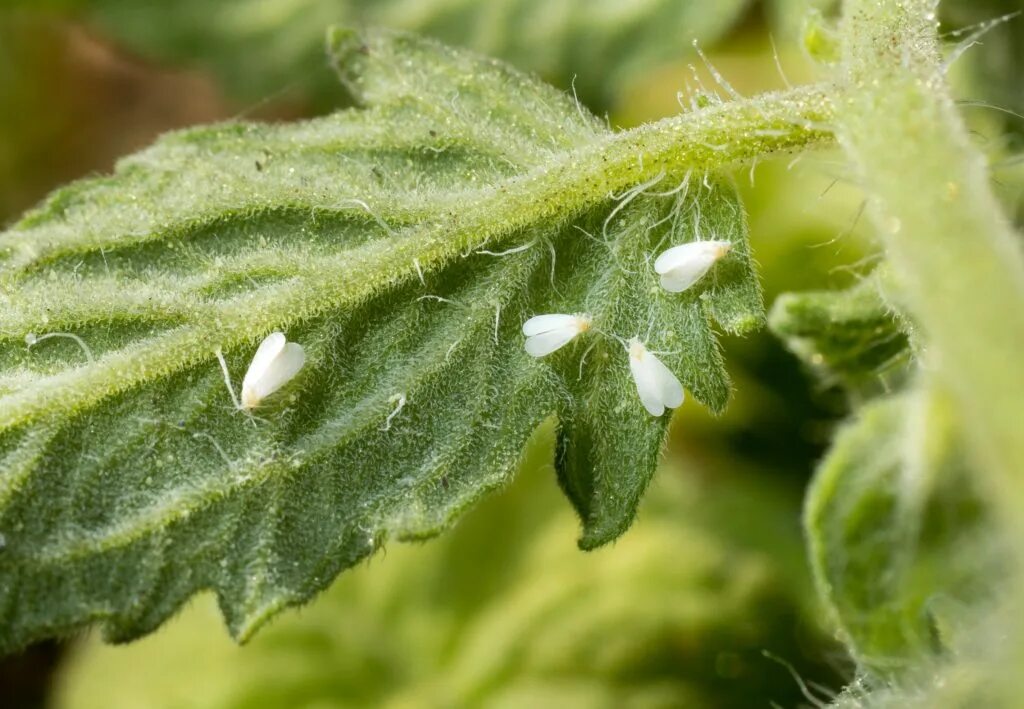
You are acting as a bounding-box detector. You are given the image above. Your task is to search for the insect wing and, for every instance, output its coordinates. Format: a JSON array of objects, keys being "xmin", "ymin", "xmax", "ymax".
[
  {"xmin": 525, "ymin": 326, "xmax": 577, "ymax": 357},
  {"xmin": 523, "ymin": 313, "xmax": 578, "ymax": 336},
  {"xmin": 654, "ymin": 241, "xmax": 729, "ymax": 293},
  {"xmin": 250, "ymin": 342, "xmax": 306, "ymax": 402},
  {"xmin": 646, "ymin": 352, "xmax": 684, "ymax": 410},
  {"xmin": 242, "ymin": 332, "xmax": 287, "ymax": 394},
  {"xmin": 630, "ymin": 352, "xmax": 666, "ymax": 416},
  {"xmin": 630, "ymin": 348, "xmax": 684, "ymax": 416}
]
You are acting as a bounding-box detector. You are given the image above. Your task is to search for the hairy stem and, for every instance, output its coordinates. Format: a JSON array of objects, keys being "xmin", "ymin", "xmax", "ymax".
[
  {"xmin": 581, "ymin": 83, "xmax": 834, "ymax": 188},
  {"xmin": 837, "ymin": 1, "xmax": 1024, "ymax": 526}
]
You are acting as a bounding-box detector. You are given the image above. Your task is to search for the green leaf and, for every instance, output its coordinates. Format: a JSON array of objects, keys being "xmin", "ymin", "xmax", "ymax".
[
  {"xmin": 768, "ymin": 272, "xmax": 912, "ymax": 397},
  {"xmin": 52, "ymin": 431, "xmax": 839, "ymax": 709},
  {"xmin": 804, "ymin": 386, "xmax": 999, "ymax": 678},
  {"xmin": 46, "ymin": 0, "xmax": 750, "ymax": 109},
  {"xmin": 555, "ymin": 185, "xmax": 760, "ymax": 550},
  {"xmin": 0, "ymin": 28, "xmax": 763, "ymax": 652}
]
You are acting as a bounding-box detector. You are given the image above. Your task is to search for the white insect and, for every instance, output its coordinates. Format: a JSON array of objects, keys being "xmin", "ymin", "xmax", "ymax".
[
  {"xmin": 522, "ymin": 313, "xmax": 592, "ymax": 357},
  {"xmin": 241, "ymin": 332, "xmax": 306, "ymax": 409},
  {"xmin": 627, "ymin": 338, "xmax": 684, "ymax": 417},
  {"xmin": 653, "ymin": 240, "xmax": 732, "ymax": 293},
  {"xmin": 217, "ymin": 332, "xmax": 306, "ymax": 412}
]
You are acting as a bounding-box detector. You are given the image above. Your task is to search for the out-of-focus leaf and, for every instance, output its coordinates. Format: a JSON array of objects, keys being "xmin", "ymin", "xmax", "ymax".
[
  {"xmin": 0, "ymin": 28, "xmax": 766, "ymax": 653},
  {"xmin": 0, "ymin": 14, "xmax": 85, "ymax": 221},
  {"xmin": 0, "ymin": 11, "xmax": 227, "ymax": 223},
  {"xmin": 31, "ymin": 0, "xmax": 752, "ymax": 110},
  {"xmin": 765, "ymin": 0, "xmax": 839, "ymax": 40},
  {"xmin": 801, "ymin": 7, "xmax": 842, "ymax": 64},
  {"xmin": 769, "ymin": 272, "xmax": 912, "ymax": 397},
  {"xmin": 52, "ymin": 427, "xmax": 839, "ymax": 709},
  {"xmin": 804, "ymin": 386, "xmax": 999, "ymax": 679},
  {"xmin": 942, "ymin": 0, "xmax": 1024, "ymax": 149}
]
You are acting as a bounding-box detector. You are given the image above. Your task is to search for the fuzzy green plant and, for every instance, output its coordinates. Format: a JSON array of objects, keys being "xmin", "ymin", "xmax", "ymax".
[
  {"xmin": 0, "ymin": 25, "xmax": 828, "ymax": 653},
  {"xmin": 1, "ymin": 2, "xmax": 1022, "ymax": 707}
]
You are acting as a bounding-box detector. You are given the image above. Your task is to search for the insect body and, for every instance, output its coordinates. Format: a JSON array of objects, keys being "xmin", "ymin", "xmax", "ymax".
[
  {"xmin": 627, "ymin": 339, "xmax": 684, "ymax": 416},
  {"xmin": 240, "ymin": 332, "xmax": 306, "ymax": 410},
  {"xmin": 522, "ymin": 313, "xmax": 592, "ymax": 357},
  {"xmin": 653, "ymin": 240, "xmax": 732, "ymax": 293}
]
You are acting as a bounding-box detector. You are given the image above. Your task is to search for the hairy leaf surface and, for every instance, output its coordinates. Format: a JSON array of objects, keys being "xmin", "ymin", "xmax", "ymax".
[
  {"xmin": 54, "ymin": 436, "xmax": 840, "ymax": 709},
  {"xmin": 0, "ymin": 28, "xmax": 762, "ymax": 652}
]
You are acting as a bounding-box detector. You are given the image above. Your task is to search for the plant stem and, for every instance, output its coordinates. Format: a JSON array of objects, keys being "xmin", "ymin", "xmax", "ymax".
[
  {"xmin": 837, "ymin": 0, "xmax": 1024, "ymax": 524},
  {"xmin": 586, "ymin": 83, "xmax": 834, "ymax": 190}
]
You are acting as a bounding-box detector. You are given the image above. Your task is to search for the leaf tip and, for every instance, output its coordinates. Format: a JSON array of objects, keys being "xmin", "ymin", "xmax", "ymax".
[
  {"xmin": 229, "ymin": 604, "xmax": 281, "ymax": 646},
  {"xmin": 766, "ymin": 293, "xmax": 801, "ymax": 333},
  {"xmin": 720, "ymin": 310, "xmax": 767, "ymax": 336},
  {"xmin": 325, "ymin": 25, "xmax": 363, "ymax": 60},
  {"xmin": 577, "ymin": 518, "xmax": 632, "ymax": 552},
  {"xmin": 326, "ymin": 25, "xmax": 371, "ymax": 101}
]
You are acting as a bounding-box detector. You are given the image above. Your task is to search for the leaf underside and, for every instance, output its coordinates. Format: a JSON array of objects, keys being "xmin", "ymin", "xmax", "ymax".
[{"xmin": 0, "ymin": 28, "xmax": 762, "ymax": 652}]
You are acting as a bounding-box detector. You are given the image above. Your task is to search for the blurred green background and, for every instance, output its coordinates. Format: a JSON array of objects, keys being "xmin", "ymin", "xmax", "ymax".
[{"xmin": 1, "ymin": 0, "xmax": 1019, "ymax": 707}]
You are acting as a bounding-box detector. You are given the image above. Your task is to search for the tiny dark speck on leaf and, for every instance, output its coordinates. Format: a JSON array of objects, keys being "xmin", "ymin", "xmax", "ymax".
[
  {"xmin": 440, "ymin": 475, "xmax": 450, "ymax": 490},
  {"xmin": 255, "ymin": 160, "xmax": 263, "ymax": 172}
]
